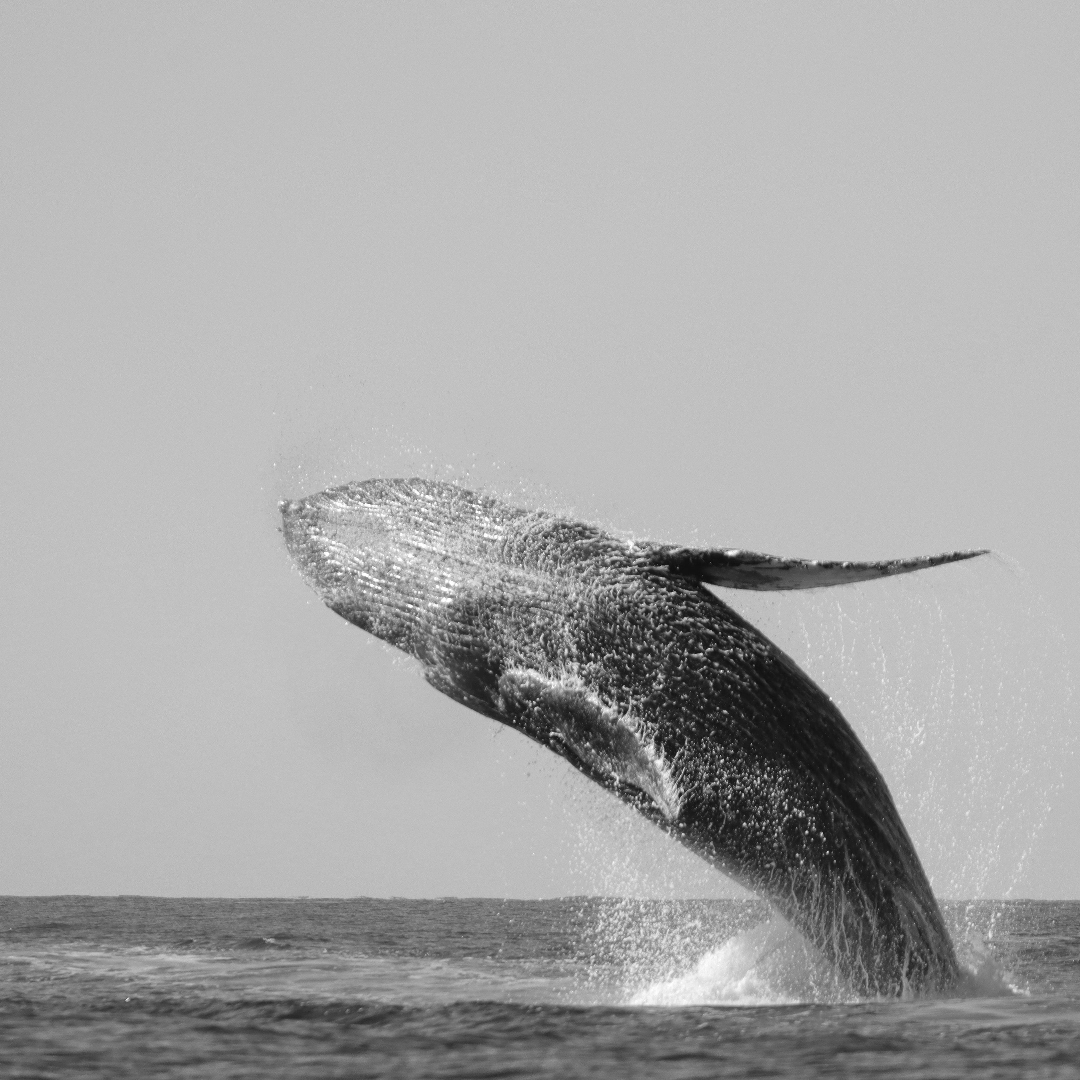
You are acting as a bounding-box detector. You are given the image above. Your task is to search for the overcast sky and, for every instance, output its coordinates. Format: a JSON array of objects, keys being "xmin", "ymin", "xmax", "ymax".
[{"xmin": 3, "ymin": 2, "xmax": 1077, "ymax": 900}]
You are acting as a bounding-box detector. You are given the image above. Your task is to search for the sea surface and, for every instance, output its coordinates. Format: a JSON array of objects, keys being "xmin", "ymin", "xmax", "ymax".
[{"xmin": 2, "ymin": 896, "xmax": 1078, "ymax": 1078}]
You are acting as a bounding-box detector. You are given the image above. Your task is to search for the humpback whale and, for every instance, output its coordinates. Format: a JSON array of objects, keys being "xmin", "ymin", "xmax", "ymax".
[{"xmin": 280, "ymin": 478, "xmax": 986, "ymax": 997}]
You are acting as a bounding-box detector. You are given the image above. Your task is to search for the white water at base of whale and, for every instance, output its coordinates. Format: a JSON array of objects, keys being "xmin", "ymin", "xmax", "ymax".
[
  {"xmin": 630, "ymin": 918, "xmax": 837, "ymax": 1006},
  {"xmin": 627, "ymin": 915, "xmax": 1018, "ymax": 1007}
]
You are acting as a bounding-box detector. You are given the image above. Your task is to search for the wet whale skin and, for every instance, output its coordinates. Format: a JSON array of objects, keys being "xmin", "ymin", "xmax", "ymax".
[{"xmin": 281, "ymin": 478, "xmax": 978, "ymax": 997}]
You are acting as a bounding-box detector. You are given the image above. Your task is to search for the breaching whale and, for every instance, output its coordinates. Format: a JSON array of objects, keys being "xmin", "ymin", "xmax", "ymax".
[{"xmin": 280, "ymin": 478, "xmax": 986, "ymax": 997}]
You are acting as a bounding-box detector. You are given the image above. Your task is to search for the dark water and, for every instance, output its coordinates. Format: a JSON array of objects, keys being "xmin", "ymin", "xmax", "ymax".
[{"xmin": 2, "ymin": 897, "xmax": 1078, "ymax": 1078}]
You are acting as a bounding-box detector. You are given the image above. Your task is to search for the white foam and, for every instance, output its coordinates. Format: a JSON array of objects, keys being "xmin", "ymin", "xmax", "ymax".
[
  {"xmin": 629, "ymin": 918, "xmax": 841, "ymax": 1007},
  {"xmin": 951, "ymin": 918, "xmax": 1024, "ymax": 998}
]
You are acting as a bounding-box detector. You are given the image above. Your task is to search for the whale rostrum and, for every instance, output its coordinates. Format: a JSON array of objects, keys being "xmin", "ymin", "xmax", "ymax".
[{"xmin": 280, "ymin": 478, "xmax": 987, "ymax": 997}]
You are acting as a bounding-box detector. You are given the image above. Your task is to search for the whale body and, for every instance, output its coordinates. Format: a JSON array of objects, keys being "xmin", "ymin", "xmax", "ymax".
[{"xmin": 280, "ymin": 478, "xmax": 986, "ymax": 997}]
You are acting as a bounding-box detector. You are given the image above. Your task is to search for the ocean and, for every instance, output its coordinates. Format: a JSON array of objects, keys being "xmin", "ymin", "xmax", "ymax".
[{"xmin": 2, "ymin": 895, "xmax": 1078, "ymax": 1078}]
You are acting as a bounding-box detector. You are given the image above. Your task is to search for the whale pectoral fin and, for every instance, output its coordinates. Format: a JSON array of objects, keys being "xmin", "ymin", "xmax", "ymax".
[
  {"xmin": 497, "ymin": 669, "xmax": 682, "ymax": 821},
  {"xmin": 655, "ymin": 546, "xmax": 988, "ymax": 591},
  {"xmin": 496, "ymin": 669, "xmax": 633, "ymax": 768}
]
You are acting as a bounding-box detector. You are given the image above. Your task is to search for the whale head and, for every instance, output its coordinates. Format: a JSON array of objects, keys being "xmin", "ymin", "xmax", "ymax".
[{"xmin": 279, "ymin": 478, "xmax": 524, "ymax": 652}]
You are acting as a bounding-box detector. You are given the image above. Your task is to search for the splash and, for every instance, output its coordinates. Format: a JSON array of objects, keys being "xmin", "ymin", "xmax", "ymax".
[
  {"xmin": 629, "ymin": 918, "xmax": 843, "ymax": 1006},
  {"xmin": 564, "ymin": 897, "xmax": 851, "ymax": 1006},
  {"xmin": 945, "ymin": 901, "xmax": 1027, "ymax": 998},
  {"xmin": 584, "ymin": 901, "xmax": 1021, "ymax": 1007}
]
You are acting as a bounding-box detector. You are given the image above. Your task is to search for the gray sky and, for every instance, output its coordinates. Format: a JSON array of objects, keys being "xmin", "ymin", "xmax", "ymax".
[{"xmin": 2, "ymin": 2, "xmax": 1077, "ymax": 900}]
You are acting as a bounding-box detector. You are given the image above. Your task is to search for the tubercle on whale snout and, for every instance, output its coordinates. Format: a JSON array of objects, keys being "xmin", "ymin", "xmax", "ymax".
[{"xmin": 280, "ymin": 478, "xmax": 975, "ymax": 998}]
